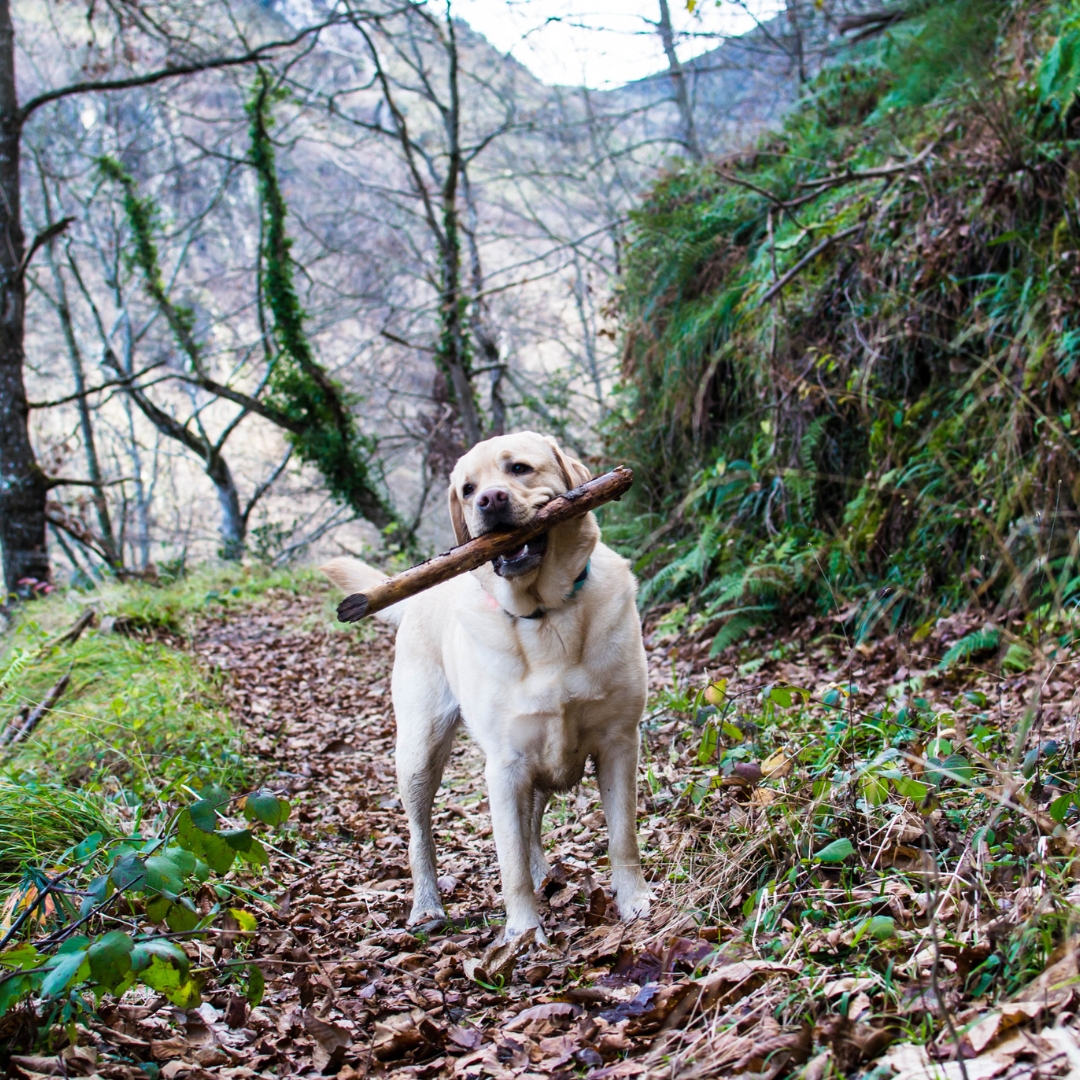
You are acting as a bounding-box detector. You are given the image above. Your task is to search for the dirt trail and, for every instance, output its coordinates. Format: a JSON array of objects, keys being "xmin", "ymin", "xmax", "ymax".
[{"xmin": 183, "ymin": 585, "xmax": 718, "ymax": 1080}]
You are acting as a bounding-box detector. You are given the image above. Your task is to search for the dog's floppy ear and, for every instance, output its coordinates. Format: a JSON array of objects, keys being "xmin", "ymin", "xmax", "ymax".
[
  {"xmin": 447, "ymin": 483, "xmax": 471, "ymax": 545},
  {"xmin": 545, "ymin": 437, "xmax": 591, "ymax": 491}
]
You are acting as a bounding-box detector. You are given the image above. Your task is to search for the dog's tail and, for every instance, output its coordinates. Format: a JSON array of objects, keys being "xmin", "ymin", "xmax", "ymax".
[{"xmin": 320, "ymin": 556, "xmax": 406, "ymax": 628}]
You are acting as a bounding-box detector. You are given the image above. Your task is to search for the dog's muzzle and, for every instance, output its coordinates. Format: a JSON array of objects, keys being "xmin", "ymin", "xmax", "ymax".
[{"xmin": 492, "ymin": 531, "xmax": 548, "ymax": 578}]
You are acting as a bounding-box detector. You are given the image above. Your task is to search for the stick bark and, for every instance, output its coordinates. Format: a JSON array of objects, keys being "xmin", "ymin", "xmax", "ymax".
[
  {"xmin": 335, "ymin": 467, "xmax": 634, "ymax": 622},
  {"xmin": 1, "ymin": 672, "xmax": 70, "ymax": 747}
]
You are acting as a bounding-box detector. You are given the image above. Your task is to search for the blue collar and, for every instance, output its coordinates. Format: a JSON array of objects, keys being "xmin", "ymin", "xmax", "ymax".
[{"xmin": 518, "ymin": 559, "xmax": 590, "ymax": 620}]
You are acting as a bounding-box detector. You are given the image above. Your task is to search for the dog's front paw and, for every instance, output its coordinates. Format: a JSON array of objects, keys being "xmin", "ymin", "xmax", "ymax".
[
  {"xmin": 501, "ymin": 921, "xmax": 548, "ymax": 947},
  {"xmin": 615, "ymin": 882, "xmax": 652, "ymax": 922},
  {"xmin": 408, "ymin": 899, "xmax": 446, "ymax": 927}
]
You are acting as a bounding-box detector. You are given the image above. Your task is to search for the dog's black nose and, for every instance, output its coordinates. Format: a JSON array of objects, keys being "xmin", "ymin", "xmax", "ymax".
[{"xmin": 476, "ymin": 487, "xmax": 510, "ymax": 513}]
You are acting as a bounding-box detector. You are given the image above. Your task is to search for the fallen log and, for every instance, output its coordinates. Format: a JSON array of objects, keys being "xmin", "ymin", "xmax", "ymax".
[{"xmin": 336, "ymin": 466, "xmax": 634, "ymax": 622}]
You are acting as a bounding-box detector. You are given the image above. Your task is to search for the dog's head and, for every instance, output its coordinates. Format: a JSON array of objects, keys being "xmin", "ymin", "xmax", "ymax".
[{"xmin": 448, "ymin": 432, "xmax": 591, "ymax": 578}]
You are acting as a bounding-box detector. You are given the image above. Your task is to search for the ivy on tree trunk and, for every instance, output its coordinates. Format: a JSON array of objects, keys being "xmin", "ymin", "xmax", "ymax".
[
  {"xmin": 248, "ymin": 71, "xmax": 399, "ymax": 537},
  {"xmin": 100, "ymin": 85, "xmax": 402, "ymax": 555}
]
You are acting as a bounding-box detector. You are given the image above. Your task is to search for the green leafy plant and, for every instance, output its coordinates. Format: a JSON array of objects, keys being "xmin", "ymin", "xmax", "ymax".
[
  {"xmin": 939, "ymin": 628, "xmax": 1002, "ymax": 670},
  {"xmin": 0, "ymin": 783, "xmax": 289, "ymax": 1024},
  {"xmin": 609, "ymin": 0, "xmax": 1080, "ymax": 658}
]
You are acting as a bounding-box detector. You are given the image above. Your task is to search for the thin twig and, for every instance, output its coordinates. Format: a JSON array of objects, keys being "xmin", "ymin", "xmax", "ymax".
[
  {"xmin": 761, "ymin": 225, "xmax": 865, "ymax": 305},
  {"xmin": 0, "ymin": 672, "xmax": 72, "ymax": 748}
]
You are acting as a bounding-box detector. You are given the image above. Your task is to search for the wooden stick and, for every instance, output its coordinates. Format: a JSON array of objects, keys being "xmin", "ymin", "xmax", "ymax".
[
  {"xmin": 0, "ymin": 672, "xmax": 71, "ymax": 748},
  {"xmin": 336, "ymin": 466, "xmax": 634, "ymax": 622}
]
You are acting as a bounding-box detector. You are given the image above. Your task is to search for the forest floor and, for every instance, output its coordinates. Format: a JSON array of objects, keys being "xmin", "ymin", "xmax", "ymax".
[{"xmin": 8, "ymin": 577, "xmax": 1080, "ymax": 1079}]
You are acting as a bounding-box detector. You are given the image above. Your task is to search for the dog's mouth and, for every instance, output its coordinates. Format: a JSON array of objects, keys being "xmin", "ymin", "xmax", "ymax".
[{"xmin": 492, "ymin": 531, "xmax": 548, "ymax": 578}]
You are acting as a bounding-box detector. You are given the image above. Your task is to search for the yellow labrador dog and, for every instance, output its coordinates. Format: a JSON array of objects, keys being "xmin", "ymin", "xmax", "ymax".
[{"xmin": 322, "ymin": 431, "xmax": 650, "ymax": 941}]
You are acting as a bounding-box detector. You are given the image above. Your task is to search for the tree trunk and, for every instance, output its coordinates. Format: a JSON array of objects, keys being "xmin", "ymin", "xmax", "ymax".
[
  {"xmin": 120, "ymin": 391, "xmax": 154, "ymax": 570},
  {"xmin": 786, "ymin": 0, "xmax": 808, "ymax": 85},
  {"xmin": 656, "ymin": 0, "xmax": 702, "ymax": 162},
  {"xmin": 571, "ymin": 252, "xmax": 608, "ymax": 413},
  {"xmin": 107, "ymin": 352, "xmax": 247, "ymax": 562},
  {"xmin": 0, "ymin": 0, "xmax": 48, "ymax": 595},
  {"xmin": 205, "ymin": 447, "xmax": 245, "ymax": 561},
  {"xmin": 462, "ymin": 169, "xmax": 504, "ymax": 437},
  {"xmin": 46, "ymin": 242, "xmax": 120, "ymax": 567},
  {"xmin": 438, "ymin": 13, "xmax": 483, "ymax": 449}
]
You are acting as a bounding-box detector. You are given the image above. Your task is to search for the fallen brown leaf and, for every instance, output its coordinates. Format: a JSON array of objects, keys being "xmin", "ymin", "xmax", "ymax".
[{"xmin": 461, "ymin": 926, "xmax": 536, "ymax": 986}]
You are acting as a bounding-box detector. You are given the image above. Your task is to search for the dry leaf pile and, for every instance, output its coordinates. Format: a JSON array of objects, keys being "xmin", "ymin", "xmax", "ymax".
[{"xmin": 9, "ymin": 581, "xmax": 1080, "ymax": 1079}]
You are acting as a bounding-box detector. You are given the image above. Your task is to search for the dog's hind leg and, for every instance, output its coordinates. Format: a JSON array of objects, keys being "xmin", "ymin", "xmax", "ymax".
[
  {"xmin": 393, "ymin": 675, "xmax": 460, "ymax": 927},
  {"xmin": 528, "ymin": 788, "xmax": 552, "ymax": 890}
]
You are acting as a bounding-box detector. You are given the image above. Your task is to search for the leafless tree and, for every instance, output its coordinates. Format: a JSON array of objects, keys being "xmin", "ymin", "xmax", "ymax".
[
  {"xmin": 0, "ymin": 0, "xmax": 349, "ymax": 592},
  {"xmin": 655, "ymin": 0, "xmax": 703, "ymax": 160}
]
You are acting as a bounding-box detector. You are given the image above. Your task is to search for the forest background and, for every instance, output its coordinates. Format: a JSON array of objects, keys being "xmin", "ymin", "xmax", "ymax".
[{"xmin": 0, "ymin": 0, "xmax": 826, "ymax": 590}]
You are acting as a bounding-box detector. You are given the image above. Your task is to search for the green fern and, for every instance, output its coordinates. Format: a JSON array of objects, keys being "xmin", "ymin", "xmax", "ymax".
[
  {"xmin": 708, "ymin": 608, "xmax": 775, "ymax": 656},
  {"xmin": 939, "ymin": 628, "xmax": 1002, "ymax": 670}
]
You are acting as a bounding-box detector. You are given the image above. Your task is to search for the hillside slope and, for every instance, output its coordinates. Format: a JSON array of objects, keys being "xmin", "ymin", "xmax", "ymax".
[{"xmin": 611, "ymin": 0, "xmax": 1080, "ymax": 656}]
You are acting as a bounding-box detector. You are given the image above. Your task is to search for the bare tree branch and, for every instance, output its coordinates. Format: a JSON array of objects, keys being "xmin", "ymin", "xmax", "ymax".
[{"xmin": 20, "ymin": 20, "xmax": 346, "ymax": 121}]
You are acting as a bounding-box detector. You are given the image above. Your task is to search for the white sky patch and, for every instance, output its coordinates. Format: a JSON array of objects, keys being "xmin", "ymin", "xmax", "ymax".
[{"xmin": 452, "ymin": 0, "xmax": 786, "ymax": 89}]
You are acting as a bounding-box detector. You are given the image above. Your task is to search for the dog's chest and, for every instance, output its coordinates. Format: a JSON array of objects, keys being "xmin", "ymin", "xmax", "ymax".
[
  {"xmin": 453, "ymin": 624, "xmax": 628, "ymax": 778},
  {"xmin": 446, "ymin": 585, "xmax": 645, "ymax": 779},
  {"xmin": 495, "ymin": 663, "xmax": 614, "ymax": 787}
]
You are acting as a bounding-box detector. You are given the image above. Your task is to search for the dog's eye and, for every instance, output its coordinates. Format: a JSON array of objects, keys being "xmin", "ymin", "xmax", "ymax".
[
  {"xmin": 462, "ymin": 484, "xmax": 475, "ymax": 498},
  {"xmin": 510, "ymin": 463, "xmax": 533, "ymax": 475}
]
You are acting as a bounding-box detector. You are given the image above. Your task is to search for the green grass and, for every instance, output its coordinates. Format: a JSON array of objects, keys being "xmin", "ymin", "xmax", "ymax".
[
  {"xmin": 96, "ymin": 562, "xmax": 319, "ymax": 635},
  {"xmin": 0, "ymin": 782, "xmax": 115, "ymax": 888},
  {"xmin": 0, "ymin": 565, "xmax": 307, "ymax": 880}
]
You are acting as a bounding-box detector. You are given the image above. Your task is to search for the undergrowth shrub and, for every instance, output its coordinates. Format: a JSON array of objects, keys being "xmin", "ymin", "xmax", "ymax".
[
  {"xmin": 0, "ymin": 573, "xmax": 294, "ymax": 1045},
  {"xmin": 610, "ymin": 0, "xmax": 1080, "ymax": 649},
  {"xmin": 653, "ymin": 669, "xmax": 1080, "ymax": 1010}
]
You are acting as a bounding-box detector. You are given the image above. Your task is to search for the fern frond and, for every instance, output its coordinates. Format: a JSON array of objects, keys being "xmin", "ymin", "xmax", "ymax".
[
  {"xmin": 708, "ymin": 606, "xmax": 775, "ymax": 656},
  {"xmin": 939, "ymin": 628, "xmax": 1002, "ymax": 669}
]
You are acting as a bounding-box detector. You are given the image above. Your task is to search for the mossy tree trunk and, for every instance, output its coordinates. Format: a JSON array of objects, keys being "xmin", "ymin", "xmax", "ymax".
[
  {"xmin": 0, "ymin": 0, "xmax": 48, "ymax": 595},
  {"xmin": 248, "ymin": 72, "xmax": 399, "ymax": 535}
]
